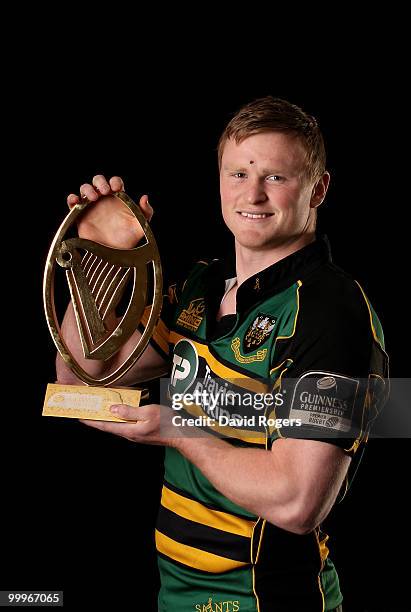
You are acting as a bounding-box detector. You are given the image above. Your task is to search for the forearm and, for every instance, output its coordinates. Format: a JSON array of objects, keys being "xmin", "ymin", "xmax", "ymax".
[
  {"xmin": 171, "ymin": 435, "xmax": 303, "ymax": 532},
  {"xmin": 56, "ymin": 303, "xmax": 124, "ymax": 382},
  {"xmin": 56, "ymin": 303, "xmax": 168, "ymax": 386},
  {"xmin": 56, "ymin": 303, "xmax": 102, "ymax": 383},
  {"xmin": 83, "ymin": 403, "xmax": 349, "ymax": 532}
]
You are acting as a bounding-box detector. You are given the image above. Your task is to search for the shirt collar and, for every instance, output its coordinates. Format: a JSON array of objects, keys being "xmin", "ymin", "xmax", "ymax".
[{"xmin": 206, "ymin": 235, "xmax": 332, "ymax": 312}]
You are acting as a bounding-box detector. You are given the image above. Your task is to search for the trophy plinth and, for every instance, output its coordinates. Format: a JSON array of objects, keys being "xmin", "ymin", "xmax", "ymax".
[
  {"xmin": 43, "ymin": 384, "xmax": 149, "ymax": 421},
  {"xmin": 43, "ymin": 191, "xmax": 162, "ymax": 421}
]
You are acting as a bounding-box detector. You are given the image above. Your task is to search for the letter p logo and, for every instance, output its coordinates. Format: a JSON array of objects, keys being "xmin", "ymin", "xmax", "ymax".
[
  {"xmin": 169, "ymin": 339, "xmax": 199, "ymax": 395},
  {"xmin": 171, "ymin": 354, "xmax": 190, "ymax": 386}
]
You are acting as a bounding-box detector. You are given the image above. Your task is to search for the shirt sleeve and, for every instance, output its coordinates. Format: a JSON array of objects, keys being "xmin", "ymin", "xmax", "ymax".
[
  {"xmin": 270, "ymin": 277, "xmax": 389, "ymax": 456},
  {"xmin": 137, "ymin": 262, "xmax": 195, "ymax": 361}
]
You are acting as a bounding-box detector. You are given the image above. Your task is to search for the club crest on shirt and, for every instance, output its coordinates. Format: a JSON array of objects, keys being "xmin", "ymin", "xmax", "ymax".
[
  {"xmin": 176, "ymin": 298, "xmax": 205, "ymax": 332},
  {"xmin": 243, "ymin": 313, "xmax": 277, "ymax": 353}
]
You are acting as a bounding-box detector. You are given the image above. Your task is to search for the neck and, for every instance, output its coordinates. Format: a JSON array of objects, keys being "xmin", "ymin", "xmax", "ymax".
[{"xmin": 235, "ymin": 232, "xmax": 316, "ymax": 286}]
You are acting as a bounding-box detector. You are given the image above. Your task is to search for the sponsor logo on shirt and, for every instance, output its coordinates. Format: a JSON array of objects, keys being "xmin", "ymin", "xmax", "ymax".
[
  {"xmin": 170, "ymin": 339, "xmax": 199, "ymax": 394},
  {"xmin": 317, "ymin": 376, "xmax": 337, "ymax": 390},
  {"xmin": 288, "ymin": 371, "xmax": 359, "ymax": 433},
  {"xmin": 177, "ymin": 298, "xmax": 205, "ymax": 331}
]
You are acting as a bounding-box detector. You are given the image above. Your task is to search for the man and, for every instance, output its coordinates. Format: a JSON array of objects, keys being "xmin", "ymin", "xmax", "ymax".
[{"xmin": 58, "ymin": 97, "xmax": 388, "ymax": 611}]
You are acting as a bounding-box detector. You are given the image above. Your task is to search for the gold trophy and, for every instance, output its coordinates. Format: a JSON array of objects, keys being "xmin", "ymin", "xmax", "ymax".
[{"xmin": 43, "ymin": 191, "xmax": 162, "ymax": 421}]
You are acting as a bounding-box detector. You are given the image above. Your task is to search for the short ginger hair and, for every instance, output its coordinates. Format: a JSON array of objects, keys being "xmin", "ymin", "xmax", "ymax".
[{"xmin": 217, "ymin": 96, "xmax": 327, "ymax": 183}]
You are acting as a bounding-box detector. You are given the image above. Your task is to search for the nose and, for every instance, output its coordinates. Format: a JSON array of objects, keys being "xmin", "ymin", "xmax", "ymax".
[{"xmin": 245, "ymin": 177, "xmax": 268, "ymax": 206}]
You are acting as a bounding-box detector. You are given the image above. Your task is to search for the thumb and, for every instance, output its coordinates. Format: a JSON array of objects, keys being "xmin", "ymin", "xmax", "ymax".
[
  {"xmin": 110, "ymin": 404, "xmax": 141, "ymax": 421},
  {"xmin": 139, "ymin": 194, "xmax": 154, "ymax": 222}
]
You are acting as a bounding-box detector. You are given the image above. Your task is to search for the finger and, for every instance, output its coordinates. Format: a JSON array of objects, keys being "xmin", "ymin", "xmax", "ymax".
[
  {"xmin": 67, "ymin": 194, "xmax": 79, "ymax": 208},
  {"xmin": 80, "ymin": 183, "xmax": 99, "ymax": 201},
  {"xmin": 110, "ymin": 404, "xmax": 142, "ymax": 421},
  {"xmin": 109, "ymin": 176, "xmax": 125, "ymax": 192},
  {"xmin": 139, "ymin": 194, "xmax": 154, "ymax": 221},
  {"xmin": 92, "ymin": 174, "xmax": 111, "ymax": 196},
  {"xmin": 130, "ymin": 404, "xmax": 161, "ymax": 419},
  {"xmin": 79, "ymin": 418, "xmax": 137, "ymax": 435}
]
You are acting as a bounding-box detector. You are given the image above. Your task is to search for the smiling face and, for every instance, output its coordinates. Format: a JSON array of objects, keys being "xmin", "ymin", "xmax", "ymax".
[{"xmin": 220, "ymin": 131, "xmax": 328, "ymax": 252}]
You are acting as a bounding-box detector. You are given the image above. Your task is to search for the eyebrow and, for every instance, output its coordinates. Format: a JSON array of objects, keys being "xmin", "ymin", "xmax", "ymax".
[{"xmin": 223, "ymin": 165, "xmax": 286, "ymax": 174}]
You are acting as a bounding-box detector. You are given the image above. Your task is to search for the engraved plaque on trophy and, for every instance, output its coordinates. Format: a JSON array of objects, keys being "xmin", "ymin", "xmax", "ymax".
[{"xmin": 43, "ymin": 191, "xmax": 162, "ymax": 421}]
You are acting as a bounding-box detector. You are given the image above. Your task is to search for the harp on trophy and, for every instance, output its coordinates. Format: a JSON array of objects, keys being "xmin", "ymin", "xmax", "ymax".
[{"xmin": 43, "ymin": 191, "xmax": 163, "ymax": 421}]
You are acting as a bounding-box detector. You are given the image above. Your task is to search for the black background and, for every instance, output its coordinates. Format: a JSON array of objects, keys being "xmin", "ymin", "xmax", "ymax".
[{"xmin": 2, "ymin": 36, "xmax": 409, "ymax": 612}]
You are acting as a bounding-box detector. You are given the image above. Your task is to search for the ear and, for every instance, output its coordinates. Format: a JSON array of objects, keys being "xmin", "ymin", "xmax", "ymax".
[{"xmin": 310, "ymin": 172, "xmax": 331, "ymax": 208}]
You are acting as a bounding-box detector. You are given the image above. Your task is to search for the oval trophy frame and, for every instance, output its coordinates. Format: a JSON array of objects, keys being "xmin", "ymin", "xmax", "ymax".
[{"xmin": 43, "ymin": 191, "xmax": 163, "ymax": 420}]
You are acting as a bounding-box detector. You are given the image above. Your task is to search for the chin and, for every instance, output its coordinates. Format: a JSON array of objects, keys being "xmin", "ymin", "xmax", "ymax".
[
  {"xmin": 235, "ymin": 235, "xmax": 277, "ymax": 251},
  {"xmin": 234, "ymin": 224, "xmax": 272, "ymax": 242}
]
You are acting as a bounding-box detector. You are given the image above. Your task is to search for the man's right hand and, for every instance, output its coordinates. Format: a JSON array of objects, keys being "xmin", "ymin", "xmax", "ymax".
[
  {"xmin": 67, "ymin": 175, "xmax": 153, "ymax": 249},
  {"xmin": 58, "ymin": 174, "xmax": 168, "ymax": 387}
]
